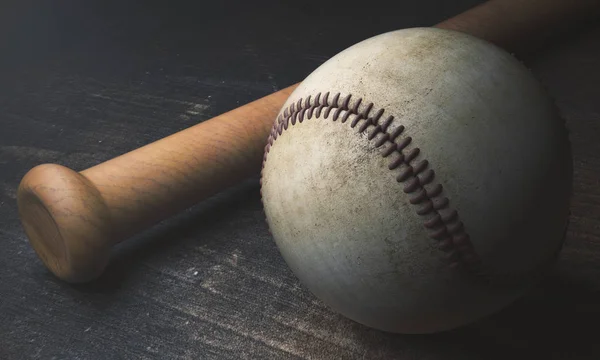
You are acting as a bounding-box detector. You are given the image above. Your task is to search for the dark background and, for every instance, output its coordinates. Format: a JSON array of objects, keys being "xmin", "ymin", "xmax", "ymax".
[{"xmin": 1, "ymin": 0, "xmax": 600, "ymax": 359}]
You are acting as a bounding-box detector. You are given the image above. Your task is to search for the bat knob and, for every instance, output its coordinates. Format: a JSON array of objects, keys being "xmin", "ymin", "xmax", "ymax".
[{"xmin": 17, "ymin": 164, "xmax": 113, "ymax": 283}]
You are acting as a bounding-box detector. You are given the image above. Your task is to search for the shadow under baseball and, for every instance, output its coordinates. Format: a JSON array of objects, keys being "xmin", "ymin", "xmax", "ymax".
[{"xmin": 371, "ymin": 272, "xmax": 600, "ymax": 359}]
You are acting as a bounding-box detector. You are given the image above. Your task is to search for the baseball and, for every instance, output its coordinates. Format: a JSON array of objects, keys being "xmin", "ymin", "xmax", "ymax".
[{"xmin": 260, "ymin": 27, "xmax": 572, "ymax": 334}]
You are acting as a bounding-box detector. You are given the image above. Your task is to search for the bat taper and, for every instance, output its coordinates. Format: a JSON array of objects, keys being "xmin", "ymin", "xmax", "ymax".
[{"xmin": 17, "ymin": 0, "xmax": 600, "ymax": 282}]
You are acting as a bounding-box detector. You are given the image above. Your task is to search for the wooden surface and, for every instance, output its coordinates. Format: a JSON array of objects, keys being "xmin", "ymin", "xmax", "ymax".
[
  {"xmin": 1, "ymin": 0, "xmax": 599, "ymax": 358},
  {"xmin": 14, "ymin": 0, "xmax": 595, "ymax": 285}
]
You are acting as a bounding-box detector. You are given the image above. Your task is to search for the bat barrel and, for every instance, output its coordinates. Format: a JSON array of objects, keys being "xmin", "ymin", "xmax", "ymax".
[
  {"xmin": 16, "ymin": 0, "xmax": 600, "ymax": 283},
  {"xmin": 436, "ymin": 0, "xmax": 600, "ymax": 57}
]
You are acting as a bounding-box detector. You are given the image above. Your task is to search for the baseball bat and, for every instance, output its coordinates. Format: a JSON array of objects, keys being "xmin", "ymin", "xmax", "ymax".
[{"xmin": 17, "ymin": 0, "xmax": 600, "ymax": 283}]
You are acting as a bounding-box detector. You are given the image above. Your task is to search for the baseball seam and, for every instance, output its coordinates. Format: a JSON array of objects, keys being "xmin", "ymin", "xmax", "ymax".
[{"xmin": 261, "ymin": 91, "xmax": 484, "ymax": 274}]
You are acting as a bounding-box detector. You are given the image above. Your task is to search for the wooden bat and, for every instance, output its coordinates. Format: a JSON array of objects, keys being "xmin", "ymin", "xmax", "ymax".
[{"xmin": 17, "ymin": 0, "xmax": 600, "ymax": 283}]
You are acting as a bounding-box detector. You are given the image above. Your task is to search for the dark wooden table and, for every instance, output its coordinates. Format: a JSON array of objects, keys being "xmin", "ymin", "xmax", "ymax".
[{"xmin": 1, "ymin": 0, "xmax": 599, "ymax": 359}]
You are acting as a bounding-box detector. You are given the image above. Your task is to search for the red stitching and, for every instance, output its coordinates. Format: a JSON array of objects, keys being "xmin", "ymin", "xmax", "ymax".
[
  {"xmin": 261, "ymin": 92, "xmax": 482, "ymax": 272},
  {"xmin": 261, "ymin": 92, "xmax": 569, "ymax": 286}
]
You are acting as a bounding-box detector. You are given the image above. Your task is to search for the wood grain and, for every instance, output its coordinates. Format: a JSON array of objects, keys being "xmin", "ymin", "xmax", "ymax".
[
  {"xmin": 1, "ymin": 0, "xmax": 599, "ymax": 359},
  {"xmin": 15, "ymin": 0, "xmax": 600, "ymax": 284}
]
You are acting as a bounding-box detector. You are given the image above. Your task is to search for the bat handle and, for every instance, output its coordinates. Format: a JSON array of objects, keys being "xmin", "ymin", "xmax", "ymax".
[
  {"xmin": 17, "ymin": 86, "xmax": 297, "ymax": 283},
  {"xmin": 17, "ymin": 0, "xmax": 600, "ymax": 283}
]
